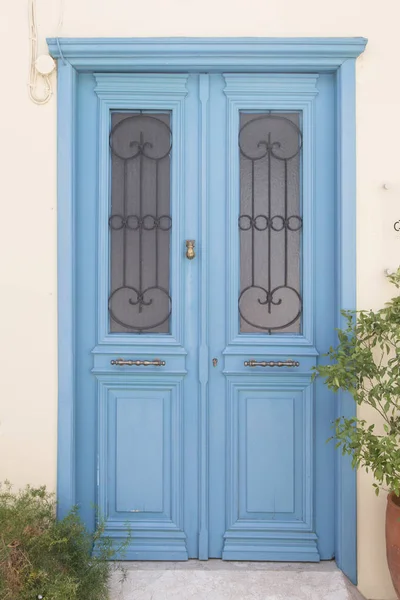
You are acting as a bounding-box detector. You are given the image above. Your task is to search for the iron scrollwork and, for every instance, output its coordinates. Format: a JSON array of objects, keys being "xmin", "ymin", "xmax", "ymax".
[
  {"xmin": 108, "ymin": 114, "xmax": 172, "ymax": 332},
  {"xmin": 238, "ymin": 114, "xmax": 303, "ymax": 334}
]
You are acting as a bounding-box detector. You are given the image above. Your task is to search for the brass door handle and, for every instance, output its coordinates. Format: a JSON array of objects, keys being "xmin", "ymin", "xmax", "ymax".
[
  {"xmin": 244, "ymin": 359, "xmax": 300, "ymax": 368},
  {"xmin": 186, "ymin": 240, "xmax": 195, "ymax": 260},
  {"xmin": 111, "ymin": 358, "xmax": 166, "ymax": 367}
]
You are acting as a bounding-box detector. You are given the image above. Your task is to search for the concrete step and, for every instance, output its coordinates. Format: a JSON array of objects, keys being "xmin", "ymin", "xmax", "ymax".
[{"xmin": 109, "ymin": 560, "xmax": 368, "ymax": 600}]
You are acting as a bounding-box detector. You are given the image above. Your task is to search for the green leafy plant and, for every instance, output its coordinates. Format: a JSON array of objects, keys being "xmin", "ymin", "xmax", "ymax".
[
  {"xmin": 0, "ymin": 482, "xmax": 128, "ymax": 600},
  {"xmin": 313, "ymin": 267, "xmax": 400, "ymax": 497}
]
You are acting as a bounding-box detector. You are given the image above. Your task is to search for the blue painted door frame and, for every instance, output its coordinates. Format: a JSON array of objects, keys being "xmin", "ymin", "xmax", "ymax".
[{"xmin": 48, "ymin": 37, "xmax": 367, "ymax": 583}]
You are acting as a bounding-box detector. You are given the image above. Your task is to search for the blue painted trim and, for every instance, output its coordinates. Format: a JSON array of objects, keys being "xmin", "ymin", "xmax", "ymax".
[
  {"xmin": 47, "ymin": 37, "xmax": 367, "ymax": 72},
  {"xmin": 52, "ymin": 36, "xmax": 367, "ymax": 579},
  {"xmin": 56, "ymin": 60, "xmax": 77, "ymax": 520},
  {"xmin": 334, "ymin": 58, "xmax": 358, "ymax": 585},
  {"xmin": 198, "ymin": 74, "xmax": 210, "ymax": 559}
]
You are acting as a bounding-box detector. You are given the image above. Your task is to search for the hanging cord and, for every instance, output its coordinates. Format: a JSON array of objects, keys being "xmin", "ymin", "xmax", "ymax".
[
  {"xmin": 55, "ymin": 0, "xmax": 66, "ymax": 65},
  {"xmin": 28, "ymin": 0, "xmax": 57, "ymax": 105}
]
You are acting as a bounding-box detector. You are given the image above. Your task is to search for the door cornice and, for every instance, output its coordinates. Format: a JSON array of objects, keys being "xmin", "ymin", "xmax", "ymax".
[{"xmin": 47, "ymin": 37, "xmax": 367, "ymax": 72}]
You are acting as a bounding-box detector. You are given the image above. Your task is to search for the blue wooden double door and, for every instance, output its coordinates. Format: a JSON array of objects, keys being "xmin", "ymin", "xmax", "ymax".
[{"xmin": 75, "ymin": 71, "xmax": 336, "ymax": 561}]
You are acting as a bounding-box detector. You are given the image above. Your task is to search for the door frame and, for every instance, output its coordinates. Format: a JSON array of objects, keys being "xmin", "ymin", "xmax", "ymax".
[{"xmin": 48, "ymin": 36, "xmax": 367, "ymax": 583}]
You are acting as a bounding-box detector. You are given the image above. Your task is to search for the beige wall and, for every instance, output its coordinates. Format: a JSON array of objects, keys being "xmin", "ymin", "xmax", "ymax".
[{"xmin": 0, "ymin": 1, "xmax": 399, "ymax": 598}]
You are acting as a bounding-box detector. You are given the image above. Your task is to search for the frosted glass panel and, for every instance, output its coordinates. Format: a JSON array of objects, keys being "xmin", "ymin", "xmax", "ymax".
[
  {"xmin": 109, "ymin": 112, "xmax": 171, "ymax": 333},
  {"xmin": 239, "ymin": 112, "xmax": 302, "ymax": 334}
]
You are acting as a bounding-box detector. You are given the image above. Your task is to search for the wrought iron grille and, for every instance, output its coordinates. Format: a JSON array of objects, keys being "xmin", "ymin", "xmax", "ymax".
[
  {"xmin": 108, "ymin": 112, "xmax": 172, "ymax": 333},
  {"xmin": 238, "ymin": 113, "xmax": 303, "ymax": 334}
]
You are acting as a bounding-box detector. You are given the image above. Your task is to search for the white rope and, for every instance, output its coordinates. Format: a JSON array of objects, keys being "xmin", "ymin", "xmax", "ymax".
[
  {"xmin": 28, "ymin": 0, "xmax": 57, "ymax": 105},
  {"xmin": 55, "ymin": 0, "xmax": 66, "ymax": 64}
]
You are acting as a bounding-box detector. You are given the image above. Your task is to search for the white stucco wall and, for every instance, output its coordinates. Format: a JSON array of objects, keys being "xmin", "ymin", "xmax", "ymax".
[{"xmin": 0, "ymin": 1, "xmax": 399, "ymax": 598}]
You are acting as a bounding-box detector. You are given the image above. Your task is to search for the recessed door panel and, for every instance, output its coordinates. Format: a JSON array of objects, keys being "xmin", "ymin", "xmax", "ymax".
[
  {"xmin": 243, "ymin": 392, "xmax": 296, "ymax": 515},
  {"xmin": 226, "ymin": 380, "xmax": 312, "ymax": 527},
  {"xmin": 115, "ymin": 394, "xmax": 166, "ymax": 515},
  {"xmin": 98, "ymin": 380, "xmax": 184, "ymax": 533}
]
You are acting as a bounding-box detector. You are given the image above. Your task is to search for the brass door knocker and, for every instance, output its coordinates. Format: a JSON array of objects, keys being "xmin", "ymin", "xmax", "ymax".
[{"xmin": 186, "ymin": 240, "xmax": 195, "ymax": 260}]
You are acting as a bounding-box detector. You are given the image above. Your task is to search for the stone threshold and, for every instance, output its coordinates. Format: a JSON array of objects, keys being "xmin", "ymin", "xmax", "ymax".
[{"xmin": 109, "ymin": 560, "xmax": 369, "ymax": 600}]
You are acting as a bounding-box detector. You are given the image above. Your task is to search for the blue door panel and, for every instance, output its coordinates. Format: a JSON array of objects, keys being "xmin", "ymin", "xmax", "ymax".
[
  {"xmin": 76, "ymin": 73, "xmax": 199, "ymax": 559},
  {"xmin": 208, "ymin": 73, "xmax": 336, "ymax": 561},
  {"xmin": 97, "ymin": 379, "xmax": 187, "ymax": 559},
  {"xmin": 74, "ymin": 70, "xmax": 336, "ymax": 561},
  {"xmin": 221, "ymin": 377, "xmax": 317, "ymax": 561},
  {"xmin": 240, "ymin": 391, "xmax": 299, "ymax": 517},
  {"xmin": 113, "ymin": 393, "xmax": 167, "ymax": 515}
]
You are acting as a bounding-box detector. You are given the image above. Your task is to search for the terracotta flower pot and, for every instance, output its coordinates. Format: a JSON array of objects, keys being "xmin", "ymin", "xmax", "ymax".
[{"xmin": 386, "ymin": 492, "xmax": 400, "ymax": 599}]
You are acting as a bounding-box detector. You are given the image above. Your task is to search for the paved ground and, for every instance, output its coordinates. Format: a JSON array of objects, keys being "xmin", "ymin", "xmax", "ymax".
[{"xmin": 109, "ymin": 560, "xmax": 368, "ymax": 599}]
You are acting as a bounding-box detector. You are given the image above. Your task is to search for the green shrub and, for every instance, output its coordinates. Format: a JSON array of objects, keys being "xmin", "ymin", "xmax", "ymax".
[
  {"xmin": 0, "ymin": 483, "xmax": 126, "ymax": 600},
  {"xmin": 313, "ymin": 267, "xmax": 400, "ymax": 496}
]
